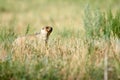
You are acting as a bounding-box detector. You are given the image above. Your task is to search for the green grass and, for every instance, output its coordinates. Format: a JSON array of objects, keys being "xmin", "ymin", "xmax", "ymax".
[
  {"xmin": 0, "ymin": 0, "xmax": 120, "ymax": 80},
  {"xmin": 84, "ymin": 6, "xmax": 120, "ymax": 39}
]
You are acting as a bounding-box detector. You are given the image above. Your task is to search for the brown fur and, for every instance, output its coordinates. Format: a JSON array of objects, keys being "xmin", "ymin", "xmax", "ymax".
[
  {"xmin": 12, "ymin": 26, "xmax": 53, "ymax": 54},
  {"xmin": 13, "ymin": 26, "xmax": 52, "ymax": 45}
]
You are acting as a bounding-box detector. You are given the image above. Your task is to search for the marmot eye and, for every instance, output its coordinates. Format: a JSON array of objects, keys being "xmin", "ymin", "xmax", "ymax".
[
  {"xmin": 46, "ymin": 27, "xmax": 49, "ymax": 29},
  {"xmin": 42, "ymin": 28, "xmax": 44, "ymax": 30}
]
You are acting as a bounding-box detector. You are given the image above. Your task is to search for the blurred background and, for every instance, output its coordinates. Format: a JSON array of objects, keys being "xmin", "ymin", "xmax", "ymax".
[{"xmin": 0, "ymin": 0, "xmax": 120, "ymax": 35}]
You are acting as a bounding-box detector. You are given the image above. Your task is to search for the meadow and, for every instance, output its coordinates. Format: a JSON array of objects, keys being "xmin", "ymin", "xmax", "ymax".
[{"xmin": 0, "ymin": 0, "xmax": 120, "ymax": 80}]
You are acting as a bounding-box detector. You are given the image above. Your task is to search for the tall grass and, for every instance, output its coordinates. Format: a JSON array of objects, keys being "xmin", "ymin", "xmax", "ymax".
[
  {"xmin": 84, "ymin": 6, "xmax": 120, "ymax": 39},
  {"xmin": 83, "ymin": 6, "xmax": 120, "ymax": 80},
  {"xmin": 0, "ymin": 21, "xmax": 120, "ymax": 80}
]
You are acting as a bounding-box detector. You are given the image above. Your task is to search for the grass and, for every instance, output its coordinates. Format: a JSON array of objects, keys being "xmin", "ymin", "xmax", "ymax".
[{"xmin": 0, "ymin": 0, "xmax": 120, "ymax": 80}]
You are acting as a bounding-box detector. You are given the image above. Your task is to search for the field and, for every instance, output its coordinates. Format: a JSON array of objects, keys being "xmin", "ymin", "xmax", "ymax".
[{"xmin": 0, "ymin": 0, "xmax": 120, "ymax": 80}]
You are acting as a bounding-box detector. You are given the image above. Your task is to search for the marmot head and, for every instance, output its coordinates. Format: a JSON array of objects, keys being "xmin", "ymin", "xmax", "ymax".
[
  {"xmin": 41, "ymin": 26, "xmax": 53, "ymax": 37},
  {"xmin": 40, "ymin": 26, "xmax": 53, "ymax": 44}
]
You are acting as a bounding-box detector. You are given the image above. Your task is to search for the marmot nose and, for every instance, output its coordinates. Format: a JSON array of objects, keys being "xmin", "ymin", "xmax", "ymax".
[{"xmin": 49, "ymin": 27, "xmax": 53, "ymax": 32}]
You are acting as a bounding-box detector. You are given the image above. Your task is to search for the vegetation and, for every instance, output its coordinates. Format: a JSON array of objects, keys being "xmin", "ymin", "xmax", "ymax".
[{"xmin": 0, "ymin": 0, "xmax": 120, "ymax": 80}]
